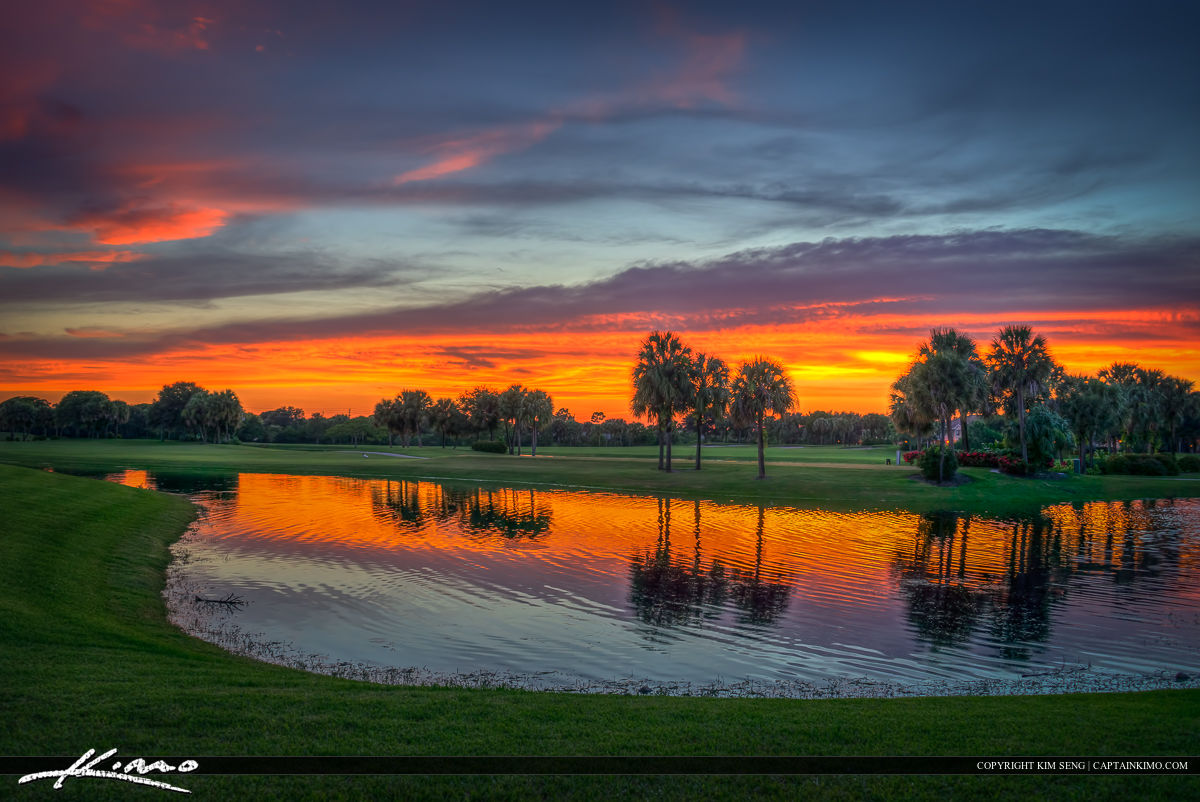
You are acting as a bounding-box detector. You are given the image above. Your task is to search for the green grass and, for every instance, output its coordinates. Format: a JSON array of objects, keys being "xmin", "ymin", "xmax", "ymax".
[
  {"xmin": 2, "ymin": 462, "xmax": 1198, "ymax": 800},
  {"xmin": 1, "ymin": 438, "xmax": 1196, "ymax": 517}
]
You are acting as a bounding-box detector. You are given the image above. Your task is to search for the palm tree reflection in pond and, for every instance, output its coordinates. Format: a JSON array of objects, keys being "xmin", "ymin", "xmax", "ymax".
[
  {"xmin": 726, "ymin": 506, "xmax": 792, "ymax": 625},
  {"xmin": 464, "ymin": 487, "xmax": 553, "ymax": 539},
  {"xmin": 991, "ymin": 515, "xmax": 1060, "ymax": 659},
  {"xmin": 369, "ymin": 479, "xmax": 426, "ymax": 525},
  {"xmin": 629, "ymin": 499, "xmax": 728, "ymax": 627},
  {"xmin": 629, "ymin": 501, "xmax": 791, "ymax": 630},
  {"xmin": 369, "ymin": 482, "xmax": 552, "ymax": 539},
  {"xmin": 894, "ymin": 511, "xmax": 988, "ymax": 647}
]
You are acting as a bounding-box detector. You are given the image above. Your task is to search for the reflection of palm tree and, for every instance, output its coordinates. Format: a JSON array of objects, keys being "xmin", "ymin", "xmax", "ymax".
[
  {"xmin": 991, "ymin": 518, "xmax": 1057, "ymax": 659},
  {"xmin": 370, "ymin": 479, "xmax": 424, "ymax": 524},
  {"xmin": 727, "ymin": 506, "xmax": 791, "ymax": 625},
  {"xmin": 629, "ymin": 498, "xmax": 727, "ymax": 626},
  {"xmin": 894, "ymin": 511, "xmax": 986, "ymax": 647},
  {"xmin": 463, "ymin": 488, "xmax": 552, "ymax": 539}
]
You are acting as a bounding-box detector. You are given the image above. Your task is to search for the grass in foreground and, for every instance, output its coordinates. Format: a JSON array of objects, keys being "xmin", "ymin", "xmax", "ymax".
[
  {"xmin": 1, "ymin": 463, "xmax": 1197, "ymax": 800},
  {"xmin": 1, "ymin": 439, "xmax": 1196, "ymax": 517}
]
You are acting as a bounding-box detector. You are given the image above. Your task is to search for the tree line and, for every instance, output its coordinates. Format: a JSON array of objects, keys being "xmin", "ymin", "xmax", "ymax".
[{"xmin": 890, "ymin": 325, "xmax": 1200, "ymax": 480}]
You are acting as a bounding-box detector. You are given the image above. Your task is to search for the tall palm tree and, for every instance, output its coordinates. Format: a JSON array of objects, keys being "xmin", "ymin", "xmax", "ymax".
[
  {"xmin": 689, "ymin": 352, "xmax": 730, "ymax": 470},
  {"xmin": 1129, "ymin": 367, "xmax": 1166, "ymax": 452},
  {"xmin": 1159, "ymin": 376, "xmax": 1196, "ymax": 456},
  {"xmin": 987, "ymin": 325, "xmax": 1054, "ymax": 463},
  {"xmin": 809, "ymin": 415, "xmax": 833, "ymax": 445},
  {"xmin": 1097, "ymin": 362, "xmax": 1138, "ymax": 451},
  {"xmin": 732, "ymin": 358, "xmax": 797, "ymax": 479},
  {"xmin": 398, "ymin": 389, "xmax": 432, "ymax": 447},
  {"xmin": 373, "ymin": 397, "xmax": 400, "ymax": 446},
  {"xmin": 920, "ymin": 328, "xmax": 987, "ymax": 449},
  {"xmin": 1056, "ymin": 374, "xmax": 1121, "ymax": 470},
  {"xmin": 525, "ymin": 389, "xmax": 554, "ymax": 456},
  {"xmin": 429, "ymin": 397, "xmax": 460, "ymax": 448},
  {"xmin": 631, "ymin": 331, "xmax": 694, "ymax": 471},
  {"xmin": 499, "ymin": 384, "xmax": 528, "ymax": 455}
]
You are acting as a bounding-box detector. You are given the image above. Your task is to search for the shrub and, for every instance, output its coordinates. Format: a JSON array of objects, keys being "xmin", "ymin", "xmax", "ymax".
[
  {"xmin": 1179, "ymin": 454, "xmax": 1200, "ymax": 473},
  {"xmin": 917, "ymin": 447, "xmax": 958, "ymax": 482},
  {"xmin": 1129, "ymin": 456, "xmax": 1168, "ymax": 476},
  {"xmin": 997, "ymin": 455, "xmax": 1034, "ymax": 476},
  {"xmin": 1100, "ymin": 454, "xmax": 1129, "ymax": 475},
  {"xmin": 902, "ymin": 450, "xmax": 922, "ymax": 464},
  {"xmin": 470, "ymin": 440, "xmax": 508, "ymax": 454},
  {"xmin": 1153, "ymin": 454, "xmax": 1181, "ymax": 476},
  {"xmin": 955, "ymin": 451, "xmax": 1002, "ymax": 468}
]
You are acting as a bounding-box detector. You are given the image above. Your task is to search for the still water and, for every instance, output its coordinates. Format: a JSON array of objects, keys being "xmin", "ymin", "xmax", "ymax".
[{"xmin": 109, "ymin": 471, "xmax": 1200, "ymax": 687}]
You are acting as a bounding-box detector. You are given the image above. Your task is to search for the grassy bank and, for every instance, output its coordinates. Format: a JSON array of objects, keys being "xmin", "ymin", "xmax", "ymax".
[
  {"xmin": 2, "ymin": 463, "xmax": 1198, "ymax": 800},
  {"xmin": 1, "ymin": 439, "xmax": 1196, "ymax": 517}
]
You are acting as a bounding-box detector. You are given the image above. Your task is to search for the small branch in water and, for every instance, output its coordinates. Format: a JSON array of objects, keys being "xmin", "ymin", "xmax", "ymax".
[{"xmin": 194, "ymin": 593, "xmax": 246, "ymax": 608}]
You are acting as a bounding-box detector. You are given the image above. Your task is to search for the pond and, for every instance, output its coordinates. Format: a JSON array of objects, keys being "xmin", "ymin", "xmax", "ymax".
[{"xmin": 108, "ymin": 470, "xmax": 1200, "ymax": 695}]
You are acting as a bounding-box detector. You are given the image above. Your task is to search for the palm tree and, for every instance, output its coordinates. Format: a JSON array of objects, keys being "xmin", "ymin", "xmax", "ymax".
[
  {"xmin": 429, "ymin": 397, "xmax": 460, "ymax": 448},
  {"xmin": 459, "ymin": 386, "xmax": 501, "ymax": 441},
  {"xmin": 373, "ymin": 397, "xmax": 401, "ymax": 446},
  {"xmin": 499, "ymin": 384, "xmax": 528, "ymax": 455},
  {"xmin": 809, "ymin": 415, "xmax": 833, "ymax": 445},
  {"xmin": 689, "ymin": 352, "xmax": 730, "ymax": 470},
  {"xmin": 920, "ymin": 328, "xmax": 986, "ymax": 449},
  {"xmin": 987, "ymin": 325, "xmax": 1054, "ymax": 463},
  {"xmin": 1097, "ymin": 362, "xmax": 1138, "ymax": 451},
  {"xmin": 1160, "ymin": 376, "xmax": 1196, "ymax": 456},
  {"xmin": 398, "ymin": 389, "xmax": 432, "ymax": 446},
  {"xmin": 631, "ymin": 331, "xmax": 694, "ymax": 471},
  {"xmin": 525, "ymin": 389, "xmax": 554, "ymax": 455},
  {"xmin": 1056, "ymin": 374, "xmax": 1121, "ymax": 470},
  {"xmin": 1129, "ymin": 368, "xmax": 1166, "ymax": 452},
  {"xmin": 731, "ymin": 358, "xmax": 797, "ymax": 479}
]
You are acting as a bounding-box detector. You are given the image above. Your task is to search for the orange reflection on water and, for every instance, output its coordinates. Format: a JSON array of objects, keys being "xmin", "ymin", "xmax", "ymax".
[{"xmin": 103, "ymin": 470, "xmax": 1200, "ymax": 682}]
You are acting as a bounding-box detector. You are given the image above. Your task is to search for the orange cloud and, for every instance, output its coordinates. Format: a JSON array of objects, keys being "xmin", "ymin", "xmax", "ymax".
[
  {"xmin": 70, "ymin": 202, "xmax": 229, "ymax": 245},
  {"xmin": 0, "ymin": 249, "xmax": 142, "ymax": 269}
]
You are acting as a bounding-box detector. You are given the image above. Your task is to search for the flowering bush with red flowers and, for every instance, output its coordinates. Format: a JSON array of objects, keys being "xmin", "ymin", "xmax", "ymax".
[
  {"xmin": 902, "ymin": 450, "xmax": 922, "ymax": 464},
  {"xmin": 955, "ymin": 451, "xmax": 1002, "ymax": 468}
]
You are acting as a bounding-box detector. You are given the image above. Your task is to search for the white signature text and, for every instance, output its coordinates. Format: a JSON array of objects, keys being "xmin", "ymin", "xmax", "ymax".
[{"xmin": 19, "ymin": 748, "xmax": 198, "ymax": 793}]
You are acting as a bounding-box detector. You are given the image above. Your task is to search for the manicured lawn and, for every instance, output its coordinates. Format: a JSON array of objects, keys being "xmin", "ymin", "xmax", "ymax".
[
  {"xmin": 1, "ymin": 439, "xmax": 1196, "ymax": 517},
  {"xmin": 1, "ymin": 460, "xmax": 1198, "ymax": 800}
]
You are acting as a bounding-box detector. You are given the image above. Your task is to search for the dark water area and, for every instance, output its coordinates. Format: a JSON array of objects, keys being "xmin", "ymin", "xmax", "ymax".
[{"xmin": 105, "ymin": 470, "xmax": 1200, "ymax": 688}]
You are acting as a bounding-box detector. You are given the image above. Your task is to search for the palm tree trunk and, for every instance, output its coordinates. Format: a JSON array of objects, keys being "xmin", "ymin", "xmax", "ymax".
[
  {"xmin": 959, "ymin": 409, "xmax": 970, "ymax": 451},
  {"xmin": 695, "ymin": 402, "xmax": 703, "ymax": 471},
  {"xmin": 531, "ymin": 426, "xmax": 538, "ymax": 456},
  {"xmin": 657, "ymin": 424, "xmax": 664, "ymax": 470},
  {"xmin": 1017, "ymin": 387, "xmax": 1028, "ymax": 463},
  {"xmin": 757, "ymin": 412, "xmax": 766, "ymax": 479},
  {"xmin": 665, "ymin": 421, "xmax": 673, "ymax": 472}
]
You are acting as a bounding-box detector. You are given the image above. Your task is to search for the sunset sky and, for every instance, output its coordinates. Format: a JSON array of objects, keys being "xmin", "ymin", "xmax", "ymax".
[{"xmin": 2, "ymin": 0, "xmax": 1198, "ymax": 419}]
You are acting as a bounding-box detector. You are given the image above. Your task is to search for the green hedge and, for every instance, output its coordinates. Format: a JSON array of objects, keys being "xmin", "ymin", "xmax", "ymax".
[{"xmin": 471, "ymin": 440, "xmax": 508, "ymax": 454}]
